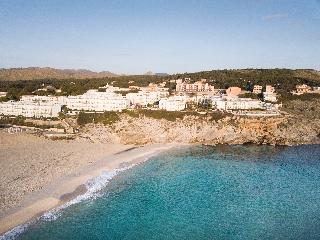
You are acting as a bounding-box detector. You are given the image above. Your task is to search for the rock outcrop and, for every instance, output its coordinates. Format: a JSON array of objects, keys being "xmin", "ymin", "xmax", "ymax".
[
  {"xmin": 77, "ymin": 99, "xmax": 320, "ymax": 146},
  {"xmin": 78, "ymin": 114, "xmax": 320, "ymax": 146}
]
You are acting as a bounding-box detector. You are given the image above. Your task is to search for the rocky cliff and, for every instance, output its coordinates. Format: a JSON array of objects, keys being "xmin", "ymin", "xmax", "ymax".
[{"xmin": 78, "ymin": 109, "xmax": 320, "ymax": 146}]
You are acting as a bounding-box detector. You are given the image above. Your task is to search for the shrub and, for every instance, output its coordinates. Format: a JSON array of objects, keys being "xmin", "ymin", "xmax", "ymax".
[
  {"xmin": 238, "ymin": 92, "xmax": 260, "ymax": 99},
  {"xmin": 122, "ymin": 109, "xmax": 139, "ymax": 118},
  {"xmin": 134, "ymin": 109, "xmax": 227, "ymax": 122},
  {"xmin": 208, "ymin": 111, "xmax": 228, "ymax": 121},
  {"xmin": 138, "ymin": 110, "xmax": 187, "ymax": 121},
  {"xmin": 278, "ymin": 91, "xmax": 320, "ymax": 103},
  {"xmin": 77, "ymin": 111, "xmax": 120, "ymax": 126},
  {"xmin": 0, "ymin": 116, "xmax": 26, "ymax": 125},
  {"xmin": 0, "ymin": 116, "xmax": 60, "ymax": 129}
]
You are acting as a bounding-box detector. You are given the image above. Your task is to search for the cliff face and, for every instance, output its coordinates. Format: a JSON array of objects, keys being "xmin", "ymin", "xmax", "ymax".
[
  {"xmin": 112, "ymin": 116, "xmax": 285, "ymax": 145},
  {"xmin": 77, "ymin": 99, "xmax": 320, "ymax": 146},
  {"xmin": 79, "ymin": 115, "xmax": 320, "ymax": 146}
]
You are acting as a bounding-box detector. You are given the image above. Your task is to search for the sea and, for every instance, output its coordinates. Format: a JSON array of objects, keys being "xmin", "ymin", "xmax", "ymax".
[{"xmin": 2, "ymin": 144, "xmax": 320, "ymax": 240}]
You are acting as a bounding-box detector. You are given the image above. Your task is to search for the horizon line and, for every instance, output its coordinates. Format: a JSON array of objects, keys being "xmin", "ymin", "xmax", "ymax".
[{"xmin": 0, "ymin": 66, "xmax": 319, "ymax": 76}]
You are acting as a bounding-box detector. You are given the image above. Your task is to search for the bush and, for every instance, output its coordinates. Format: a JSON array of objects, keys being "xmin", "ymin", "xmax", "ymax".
[
  {"xmin": 208, "ymin": 112, "xmax": 228, "ymax": 121},
  {"xmin": 278, "ymin": 91, "xmax": 320, "ymax": 102},
  {"xmin": 122, "ymin": 109, "xmax": 193, "ymax": 121},
  {"xmin": 122, "ymin": 109, "xmax": 139, "ymax": 118},
  {"xmin": 132, "ymin": 109, "xmax": 227, "ymax": 122},
  {"xmin": 0, "ymin": 116, "xmax": 59, "ymax": 129},
  {"xmin": 138, "ymin": 110, "xmax": 187, "ymax": 121},
  {"xmin": 77, "ymin": 111, "xmax": 120, "ymax": 126},
  {"xmin": 238, "ymin": 92, "xmax": 260, "ymax": 99},
  {"xmin": 0, "ymin": 96, "xmax": 8, "ymax": 102},
  {"xmin": 0, "ymin": 116, "xmax": 26, "ymax": 125}
]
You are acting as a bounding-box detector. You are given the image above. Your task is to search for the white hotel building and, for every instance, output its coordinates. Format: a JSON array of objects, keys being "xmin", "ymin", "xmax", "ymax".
[
  {"xmin": 0, "ymin": 92, "xmax": 7, "ymax": 98},
  {"xmin": 21, "ymin": 95, "xmax": 67, "ymax": 105},
  {"xmin": 214, "ymin": 97, "xmax": 263, "ymax": 111},
  {"xmin": 263, "ymin": 85, "xmax": 277, "ymax": 102},
  {"xmin": 66, "ymin": 90, "xmax": 130, "ymax": 112},
  {"xmin": 0, "ymin": 89, "xmax": 130, "ymax": 118},
  {"xmin": 126, "ymin": 90, "xmax": 168, "ymax": 106},
  {"xmin": 159, "ymin": 96, "xmax": 187, "ymax": 111},
  {"xmin": 0, "ymin": 100, "xmax": 61, "ymax": 118}
]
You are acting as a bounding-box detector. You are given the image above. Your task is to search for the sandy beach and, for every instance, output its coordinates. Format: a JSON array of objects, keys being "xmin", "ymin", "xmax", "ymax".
[{"xmin": 0, "ymin": 131, "xmax": 178, "ymax": 235}]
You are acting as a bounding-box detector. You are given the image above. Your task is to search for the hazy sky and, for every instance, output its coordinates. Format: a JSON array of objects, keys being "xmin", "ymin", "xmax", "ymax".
[{"xmin": 0, "ymin": 0, "xmax": 319, "ymax": 74}]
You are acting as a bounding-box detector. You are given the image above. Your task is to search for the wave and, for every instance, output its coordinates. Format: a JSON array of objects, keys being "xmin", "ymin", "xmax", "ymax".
[
  {"xmin": 0, "ymin": 223, "xmax": 30, "ymax": 240},
  {"xmin": 41, "ymin": 166, "xmax": 132, "ymax": 221},
  {"xmin": 0, "ymin": 164, "xmax": 135, "ymax": 240}
]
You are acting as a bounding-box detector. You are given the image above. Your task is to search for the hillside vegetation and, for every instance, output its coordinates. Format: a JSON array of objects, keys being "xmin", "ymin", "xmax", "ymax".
[
  {"xmin": 171, "ymin": 69, "xmax": 320, "ymax": 89},
  {"xmin": 0, "ymin": 68, "xmax": 319, "ymax": 101}
]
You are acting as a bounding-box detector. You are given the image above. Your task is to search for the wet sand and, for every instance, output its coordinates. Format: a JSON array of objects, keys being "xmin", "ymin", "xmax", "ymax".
[
  {"xmin": 0, "ymin": 132, "xmax": 131, "ymax": 214},
  {"xmin": 0, "ymin": 132, "xmax": 178, "ymax": 234}
]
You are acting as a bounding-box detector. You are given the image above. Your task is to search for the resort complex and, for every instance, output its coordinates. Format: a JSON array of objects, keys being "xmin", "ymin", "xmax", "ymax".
[
  {"xmin": 1, "ymin": 78, "xmax": 319, "ymax": 119},
  {"xmin": 1, "ymin": 0, "xmax": 320, "ymax": 238}
]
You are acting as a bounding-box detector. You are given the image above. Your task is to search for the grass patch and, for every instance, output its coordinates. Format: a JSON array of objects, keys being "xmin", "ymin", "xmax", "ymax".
[
  {"xmin": 124, "ymin": 109, "xmax": 227, "ymax": 122},
  {"xmin": 238, "ymin": 92, "xmax": 261, "ymax": 99},
  {"xmin": 138, "ymin": 110, "xmax": 191, "ymax": 121},
  {"xmin": 76, "ymin": 109, "xmax": 229, "ymax": 125},
  {"xmin": 77, "ymin": 111, "xmax": 120, "ymax": 126},
  {"xmin": 278, "ymin": 92, "xmax": 320, "ymax": 103},
  {"xmin": 0, "ymin": 116, "xmax": 61, "ymax": 129},
  {"xmin": 208, "ymin": 111, "xmax": 230, "ymax": 121}
]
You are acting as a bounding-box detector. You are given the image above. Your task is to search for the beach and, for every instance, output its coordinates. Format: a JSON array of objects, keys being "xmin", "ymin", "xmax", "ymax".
[
  {"xmin": 0, "ymin": 131, "xmax": 177, "ymax": 234},
  {"xmin": 4, "ymin": 144, "xmax": 320, "ymax": 239}
]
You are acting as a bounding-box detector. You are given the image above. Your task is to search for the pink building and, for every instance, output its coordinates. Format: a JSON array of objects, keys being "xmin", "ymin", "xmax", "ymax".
[
  {"xmin": 252, "ymin": 85, "xmax": 262, "ymax": 94},
  {"xmin": 176, "ymin": 80, "xmax": 213, "ymax": 92},
  {"xmin": 296, "ymin": 84, "xmax": 311, "ymax": 94},
  {"xmin": 226, "ymin": 87, "xmax": 241, "ymax": 96},
  {"xmin": 265, "ymin": 85, "xmax": 275, "ymax": 93}
]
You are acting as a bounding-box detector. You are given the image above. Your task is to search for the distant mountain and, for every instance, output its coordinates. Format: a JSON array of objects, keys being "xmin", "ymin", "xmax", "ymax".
[
  {"xmin": 0, "ymin": 67, "xmax": 118, "ymax": 81},
  {"xmin": 143, "ymin": 71, "xmax": 169, "ymax": 76},
  {"xmin": 144, "ymin": 71, "xmax": 155, "ymax": 76},
  {"xmin": 155, "ymin": 73, "xmax": 169, "ymax": 76}
]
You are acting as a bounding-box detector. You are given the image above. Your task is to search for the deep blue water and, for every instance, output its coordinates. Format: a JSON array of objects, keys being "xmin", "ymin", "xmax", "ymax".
[{"xmin": 8, "ymin": 145, "xmax": 320, "ymax": 239}]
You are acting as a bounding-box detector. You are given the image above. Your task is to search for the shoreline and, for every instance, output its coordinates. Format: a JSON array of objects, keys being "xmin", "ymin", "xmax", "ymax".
[{"xmin": 0, "ymin": 143, "xmax": 181, "ymax": 236}]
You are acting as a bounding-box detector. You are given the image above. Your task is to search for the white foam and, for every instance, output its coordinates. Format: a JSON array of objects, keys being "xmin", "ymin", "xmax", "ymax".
[
  {"xmin": 0, "ymin": 223, "xmax": 30, "ymax": 240},
  {"xmin": 41, "ymin": 165, "xmax": 133, "ymax": 221},
  {"xmin": 0, "ymin": 147, "xmax": 168, "ymax": 239},
  {"xmin": 0, "ymin": 165, "xmax": 134, "ymax": 239}
]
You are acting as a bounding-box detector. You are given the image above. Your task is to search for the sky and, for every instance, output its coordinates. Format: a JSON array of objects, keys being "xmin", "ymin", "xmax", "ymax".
[{"xmin": 0, "ymin": 0, "xmax": 319, "ymax": 74}]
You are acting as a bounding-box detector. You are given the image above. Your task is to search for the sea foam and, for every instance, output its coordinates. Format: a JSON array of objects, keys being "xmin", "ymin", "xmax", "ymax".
[
  {"xmin": 0, "ymin": 165, "xmax": 134, "ymax": 240},
  {"xmin": 41, "ymin": 166, "xmax": 132, "ymax": 221},
  {"xmin": 0, "ymin": 223, "xmax": 30, "ymax": 240}
]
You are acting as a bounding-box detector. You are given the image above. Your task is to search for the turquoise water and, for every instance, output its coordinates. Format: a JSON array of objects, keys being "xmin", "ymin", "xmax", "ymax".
[{"xmin": 8, "ymin": 145, "xmax": 320, "ymax": 239}]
